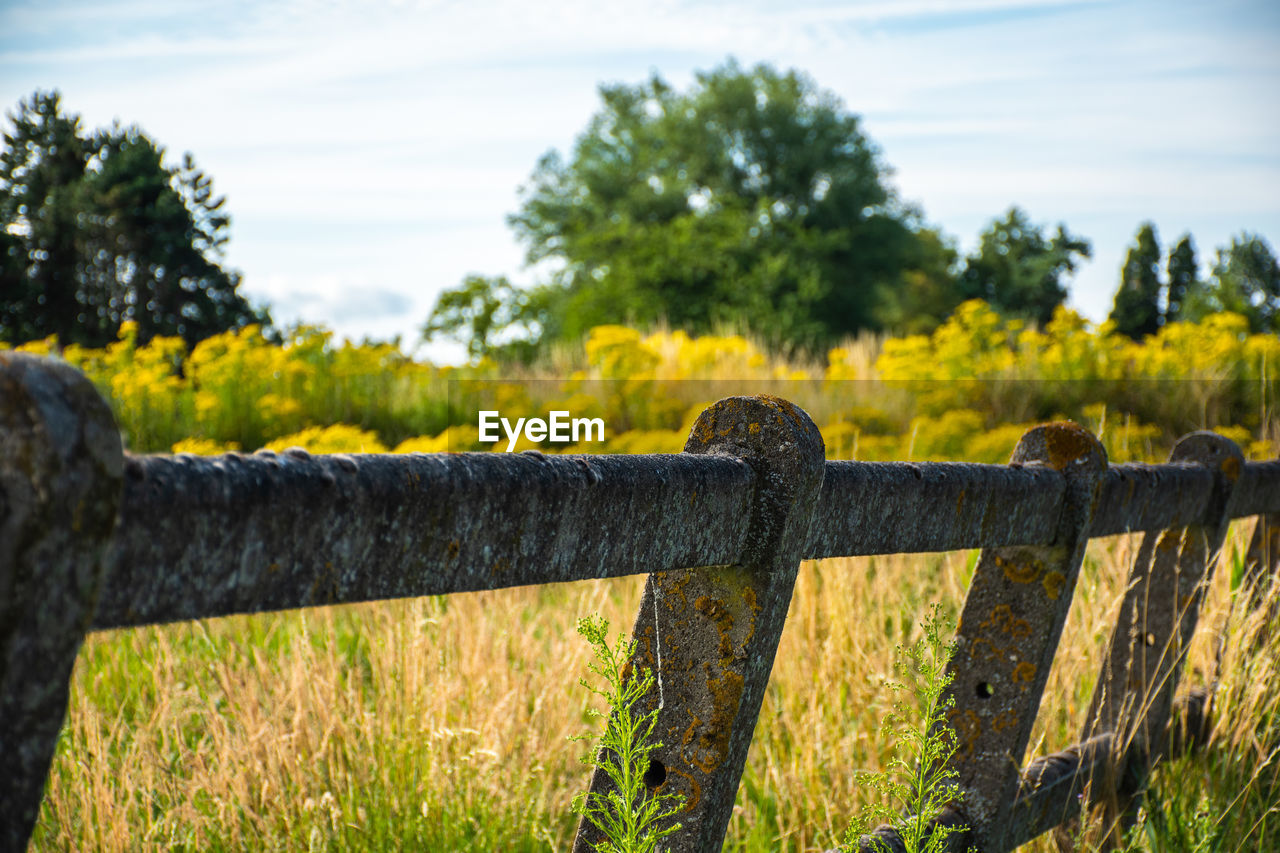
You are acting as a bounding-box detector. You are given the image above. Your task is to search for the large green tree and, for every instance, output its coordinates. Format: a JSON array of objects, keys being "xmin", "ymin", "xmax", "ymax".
[
  {"xmin": 958, "ymin": 207, "xmax": 1091, "ymax": 326},
  {"xmin": 1108, "ymin": 222, "xmax": 1163, "ymax": 339},
  {"xmin": 1, "ymin": 90, "xmax": 270, "ymax": 347},
  {"xmin": 498, "ymin": 60, "xmax": 947, "ymax": 349}
]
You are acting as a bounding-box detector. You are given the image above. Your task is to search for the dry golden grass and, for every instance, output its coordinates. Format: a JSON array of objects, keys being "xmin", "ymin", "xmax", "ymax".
[{"xmin": 32, "ymin": 522, "xmax": 1278, "ymax": 851}]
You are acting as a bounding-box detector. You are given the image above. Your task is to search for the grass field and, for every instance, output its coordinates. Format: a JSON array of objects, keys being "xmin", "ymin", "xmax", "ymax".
[{"xmin": 31, "ymin": 522, "xmax": 1279, "ymax": 851}]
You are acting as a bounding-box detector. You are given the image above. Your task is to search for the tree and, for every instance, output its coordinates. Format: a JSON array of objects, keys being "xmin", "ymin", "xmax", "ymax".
[
  {"xmin": 498, "ymin": 59, "xmax": 947, "ymax": 350},
  {"xmin": 957, "ymin": 207, "xmax": 1091, "ymax": 326},
  {"xmin": 1203, "ymin": 234, "xmax": 1280, "ymax": 333},
  {"xmin": 869, "ymin": 227, "xmax": 962, "ymax": 334},
  {"xmin": 1108, "ymin": 222, "xmax": 1162, "ymax": 339},
  {"xmin": 421, "ymin": 274, "xmax": 545, "ymax": 360},
  {"xmin": 1164, "ymin": 233, "xmax": 1199, "ymax": 324},
  {"xmin": 0, "ymin": 91, "xmax": 87, "ymax": 343},
  {"xmin": 0, "ymin": 90, "xmax": 270, "ymax": 347}
]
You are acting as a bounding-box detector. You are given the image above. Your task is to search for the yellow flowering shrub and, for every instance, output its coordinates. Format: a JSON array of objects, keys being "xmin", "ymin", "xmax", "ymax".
[
  {"xmin": 906, "ymin": 409, "xmax": 986, "ymax": 461},
  {"xmin": 962, "ymin": 423, "xmax": 1035, "ymax": 465},
  {"xmin": 584, "ymin": 326, "xmax": 660, "ymax": 378},
  {"xmin": 171, "ymin": 437, "xmax": 242, "ymax": 455},
  {"xmin": 644, "ymin": 329, "xmax": 763, "ymax": 379},
  {"xmin": 393, "ymin": 435, "xmax": 451, "ymax": 454},
  {"xmin": 820, "ymin": 421, "xmax": 860, "ymax": 460},
  {"xmin": 872, "ymin": 300, "xmax": 1277, "ymax": 446},
  {"xmin": 593, "ymin": 429, "xmax": 686, "ymax": 455},
  {"xmin": 263, "ymin": 424, "xmax": 388, "ymax": 454},
  {"xmin": 824, "ymin": 340, "xmax": 880, "ymax": 382},
  {"xmin": 4, "ymin": 303, "xmax": 1273, "ymax": 460}
]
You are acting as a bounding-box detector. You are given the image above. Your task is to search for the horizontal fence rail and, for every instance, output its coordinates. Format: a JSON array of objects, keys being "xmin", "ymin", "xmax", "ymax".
[
  {"xmin": 2, "ymin": 351, "xmax": 1279, "ymax": 853},
  {"xmin": 95, "ymin": 450, "xmax": 757, "ymax": 629},
  {"xmin": 92, "ymin": 455, "xmax": 1280, "ymax": 629}
]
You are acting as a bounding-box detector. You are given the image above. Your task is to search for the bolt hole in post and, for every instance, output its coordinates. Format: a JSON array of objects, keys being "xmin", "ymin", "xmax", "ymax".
[
  {"xmin": 976, "ymin": 681, "xmax": 995, "ymax": 699},
  {"xmin": 644, "ymin": 759, "xmax": 667, "ymax": 788}
]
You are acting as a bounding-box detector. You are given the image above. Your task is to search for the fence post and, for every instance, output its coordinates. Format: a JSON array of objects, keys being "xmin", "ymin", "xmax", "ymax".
[
  {"xmin": 937, "ymin": 422, "xmax": 1106, "ymax": 851},
  {"xmin": 571, "ymin": 396, "xmax": 825, "ymax": 853},
  {"xmin": 0, "ymin": 353, "xmax": 124, "ymax": 852},
  {"xmin": 1077, "ymin": 432, "xmax": 1242, "ymax": 846}
]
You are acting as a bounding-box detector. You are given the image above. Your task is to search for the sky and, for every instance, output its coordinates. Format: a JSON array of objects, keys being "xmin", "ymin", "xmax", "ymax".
[{"xmin": 2, "ymin": 0, "xmax": 1278, "ymax": 363}]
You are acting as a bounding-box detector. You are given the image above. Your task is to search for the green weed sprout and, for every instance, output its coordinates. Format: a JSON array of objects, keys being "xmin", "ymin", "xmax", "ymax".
[
  {"xmin": 843, "ymin": 604, "xmax": 969, "ymax": 853},
  {"xmin": 572, "ymin": 614, "xmax": 685, "ymax": 853}
]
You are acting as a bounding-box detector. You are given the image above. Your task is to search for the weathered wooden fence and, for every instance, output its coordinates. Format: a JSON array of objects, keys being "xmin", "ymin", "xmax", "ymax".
[{"xmin": 2, "ymin": 352, "xmax": 1278, "ymax": 853}]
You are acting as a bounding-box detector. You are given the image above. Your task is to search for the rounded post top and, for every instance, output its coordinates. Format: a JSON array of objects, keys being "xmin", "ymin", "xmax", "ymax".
[
  {"xmin": 683, "ymin": 395, "xmax": 825, "ymax": 569},
  {"xmin": 1013, "ymin": 421, "xmax": 1107, "ymax": 474},
  {"xmin": 684, "ymin": 395, "xmax": 824, "ymax": 464},
  {"xmin": 1171, "ymin": 431, "xmax": 1244, "ymax": 481},
  {"xmin": 1, "ymin": 351, "xmax": 123, "ymax": 480}
]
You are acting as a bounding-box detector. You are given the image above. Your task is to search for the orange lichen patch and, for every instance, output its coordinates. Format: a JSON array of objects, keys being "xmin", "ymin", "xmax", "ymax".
[
  {"xmin": 491, "ymin": 557, "xmax": 510, "ymax": 575},
  {"xmin": 1222, "ymin": 454, "xmax": 1241, "ymax": 481},
  {"xmin": 635, "ymin": 628, "xmax": 656, "ymax": 673},
  {"xmin": 757, "ymin": 394, "xmax": 797, "ymax": 420},
  {"xmin": 1037, "ymin": 421, "xmax": 1103, "ymax": 471},
  {"xmin": 688, "ymin": 669, "xmax": 744, "ymax": 773},
  {"xmin": 695, "ymin": 595, "xmax": 736, "ymax": 661},
  {"xmin": 681, "ymin": 712, "xmax": 702, "ymax": 748},
  {"xmin": 980, "ymin": 604, "xmax": 1032, "ymax": 640},
  {"xmin": 748, "ymin": 422, "xmax": 761, "ymax": 435},
  {"xmin": 1012, "ymin": 661, "xmax": 1037, "ymax": 688},
  {"xmin": 666, "ymin": 571, "xmax": 692, "ymax": 609},
  {"xmin": 948, "ymin": 708, "xmax": 982, "ymax": 758},
  {"xmin": 1042, "ymin": 571, "xmax": 1066, "ymax": 600},
  {"xmin": 758, "ymin": 394, "xmax": 821, "ymax": 438},
  {"xmin": 992, "ymin": 710, "xmax": 1019, "ymax": 732},
  {"xmin": 446, "ymin": 539, "xmax": 460, "ymax": 560},
  {"xmin": 996, "ymin": 553, "xmax": 1043, "ymax": 584},
  {"xmin": 665, "ymin": 767, "xmax": 702, "ymax": 812},
  {"xmin": 690, "ymin": 414, "xmax": 714, "ymax": 446},
  {"xmin": 970, "ymin": 637, "xmax": 1006, "ymax": 663}
]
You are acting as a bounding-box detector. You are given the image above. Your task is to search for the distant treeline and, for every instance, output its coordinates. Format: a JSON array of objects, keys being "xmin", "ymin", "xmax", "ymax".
[{"xmin": 4, "ymin": 67, "xmax": 1276, "ymax": 360}]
